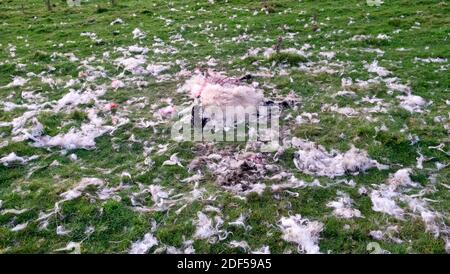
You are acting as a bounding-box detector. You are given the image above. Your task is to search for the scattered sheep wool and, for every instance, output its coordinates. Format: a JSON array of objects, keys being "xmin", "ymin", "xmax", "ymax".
[
  {"xmin": 292, "ymin": 137, "xmax": 388, "ymax": 178},
  {"xmin": 278, "ymin": 214, "xmax": 324, "ymax": 254},
  {"xmin": 0, "ymin": 6, "xmax": 448, "ymax": 254}
]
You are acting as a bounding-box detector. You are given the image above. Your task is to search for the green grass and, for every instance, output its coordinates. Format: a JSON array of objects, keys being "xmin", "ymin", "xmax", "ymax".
[{"xmin": 0, "ymin": 0, "xmax": 449, "ymax": 254}]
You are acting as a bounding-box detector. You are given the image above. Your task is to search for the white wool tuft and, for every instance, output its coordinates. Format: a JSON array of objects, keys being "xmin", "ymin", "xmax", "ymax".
[
  {"xmin": 33, "ymin": 124, "xmax": 111, "ymax": 150},
  {"xmin": 181, "ymin": 173, "xmax": 203, "ymax": 183},
  {"xmin": 1, "ymin": 208, "xmax": 28, "ymax": 215},
  {"xmin": 132, "ymin": 28, "xmax": 146, "ymax": 39},
  {"xmin": 369, "ymin": 170, "xmax": 416, "ymax": 219},
  {"xmin": 397, "ymin": 94, "xmax": 427, "ymax": 113},
  {"xmin": 111, "ymin": 79, "xmax": 125, "ymax": 89},
  {"xmin": 33, "ymin": 110, "xmax": 113, "ymax": 150},
  {"xmin": 11, "ymin": 222, "xmax": 28, "ymax": 232},
  {"xmin": 5, "ymin": 76, "xmax": 28, "ymax": 88},
  {"xmin": 148, "ymin": 185, "xmax": 170, "ymax": 209},
  {"xmin": 251, "ymin": 245, "xmax": 271, "ymax": 254},
  {"xmin": 278, "ymin": 214, "xmax": 324, "ymax": 254},
  {"xmin": 270, "ymin": 175, "xmax": 316, "ymax": 192},
  {"xmin": 369, "ymin": 225, "xmax": 403, "ymax": 244},
  {"xmin": 327, "ymin": 192, "xmax": 362, "ymax": 219},
  {"xmin": 115, "ymin": 56, "xmax": 147, "ymax": 75},
  {"xmin": 295, "ymin": 112, "xmax": 320, "ymax": 125},
  {"xmin": 319, "ymin": 51, "xmax": 336, "ymax": 60},
  {"xmin": 228, "ymin": 240, "xmax": 250, "ymax": 251},
  {"xmin": 0, "ymin": 152, "xmax": 39, "ymax": 166},
  {"xmin": 370, "ymin": 190, "xmax": 404, "ymax": 219},
  {"xmin": 162, "ymin": 153, "xmax": 183, "ymax": 167},
  {"xmin": 321, "ymin": 104, "xmax": 359, "ymax": 116},
  {"xmin": 54, "ymin": 242, "xmax": 81, "ymax": 254},
  {"xmin": 387, "ymin": 168, "xmax": 419, "ymax": 189},
  {"xmin": 56, "ymin": 225, "xmax": 72, "ymax": 236},
  {"xmin": 131, "ymin": 182, "xmax": 207, "ymax": 214},
  {"xmin": 242, "ymin": 183, "xmax": 266, "ymax": 196},
  {"xmin": 242, "ymin": 45, "xmax": 311, "ymax": 60},
  {"xmin": 403, "ymin": 197, "xmax": 442, "ymax": 238},
  {"xmin": 193, "ymin": 212, "xmax": 228, "ymax": 243},
  {"xmin": 165, "ymin": 240, "xmax": 196, "ymax": 254},
  {"xmin": 129, "ymin": 233, "xmax": 158, "ymax": 254},
  {"xmin": 146, "ymin": 64, "xmax": 170, "ymax": 76},
  {"xmin": 385, "ymin": 81, "xmax": 411, "ymax": 93},
  {"xmin": 110, "ymin": 18, "xmax": 123, "ymax": 25},
  {"xmin": 55, "ymin": 88, "xmax": 105, "ymax": 110},
  {"xmin": 60, "ymin": 178, "xmax": 104, "ymax": 201},
  {"xmin": 228, "ymin": 214, "xmax": 250, "ymax": 230},
  {"xmin": 414, "ymin": 57, "xmax": 447, "ymax": 63},
  {"xmin": 365, "ymin": 60, "xmax": 391, "ymax": 77},
  {"xmin": 292, "ymin": 138, "xmax": 387, "ymax": 178}
]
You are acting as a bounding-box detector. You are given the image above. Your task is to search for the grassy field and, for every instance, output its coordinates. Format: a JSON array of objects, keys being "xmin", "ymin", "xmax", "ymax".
[{"xmin": 0, "ymin": 0, "xmax": 449, "ymax": 254}]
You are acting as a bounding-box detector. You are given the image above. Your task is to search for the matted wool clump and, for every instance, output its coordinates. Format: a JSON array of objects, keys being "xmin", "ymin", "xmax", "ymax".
[
  {"xmin": 193, "ymin": 212, "xmax": 229, "ymax": 244},
  {"xmin": 326, "ymin": 191, "xmax": 362, "ymax": 219},
  {"xmin": 292, "ymin": 138, "xmax": 388, "ymax": 178},
  {"xmin": 32, "ymin": 112, "xmax": 114, "ymax": 150},
  {"xmin": 0, "ymin": 152, "xmax": 38, "ymax": 167},
  {"xmin": 178, "ymin": 71, "xmax": 265, "ymax": 110},
  {"xmin": 278, "ymin": 214, "xmax": 324, "ymax": 254},
  {"xmin": 129, "ymin": 233, "xmax": 158, "ymax": 254},
  {"xmin": 397, "ymin": 94, "xmax": 427, "ymax": 113}
]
